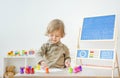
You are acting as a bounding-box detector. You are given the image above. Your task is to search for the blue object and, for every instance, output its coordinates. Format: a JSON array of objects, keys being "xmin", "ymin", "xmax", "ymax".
[
  {"xmin": 81, "ymin": 15, "xmax": 115, "ymax": 40},
  {"xmin": 77, "ymin": 50, "xmax": 89, "ymax": 58},
  {"xmin": 100, "ymin": 50, "xmax": 114, "ymax": 59}
]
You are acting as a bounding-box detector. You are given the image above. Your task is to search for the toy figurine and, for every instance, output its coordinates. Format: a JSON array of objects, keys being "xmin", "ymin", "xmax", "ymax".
[
  {"xmin": 4, "ymin": 65, "xmax": 16, "ymax": 78},
  {"xmin": 45, "ymin": 67, "xmax": 49, "ymax": 73},
  {"xmin": 73, "ymin": 65, "xmax": 82, "ymax": 73},
  {"xmin": 7, "ymin": 51, "xmax": 14, "ymax": 56},
  {"xmin": 35, "ymin": 64, "xmax": 40, "ymax": 70},
  {"xmin": 28, "ymin": 49, "xmax": 35, "ymax": 55},
  {"xmin": 25, "ymin": 66, "xmax": 30, "ymax": 74},
  {"xmin": 14, "ymin": 50, "xmax": 20, "ymax": 56},
  {"xmin": 68, "ymin": 67, "xmax": 73, "ymax": 73},
  {"xmin": 20, "ymin": 67, "xmax": 24, "ymax": 74},
  {"xmin": 78, "ymin": 65, "xmax": 82, "ymax": 71},
  {"xmin": 22, "ymin": 50, "xmax": 28, "ymax": 56},
  {"xmin": 30, "ymin": 68, "xmax": 34, "ymax": 74}
]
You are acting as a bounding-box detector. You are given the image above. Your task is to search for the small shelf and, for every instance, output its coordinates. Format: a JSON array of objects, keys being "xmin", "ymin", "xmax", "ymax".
[
  {"xmin": 4, "ymin": 55, "xmax": 35, "ymax": 59},
  {"xmin": 3, "ymin": 55, "xmax": 36, "ymax": 77}
]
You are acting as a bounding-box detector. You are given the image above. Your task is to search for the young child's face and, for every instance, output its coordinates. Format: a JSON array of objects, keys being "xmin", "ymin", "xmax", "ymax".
[{"xmin": 48, "ymin": 30, "xmax": 62, "ymax": 44}]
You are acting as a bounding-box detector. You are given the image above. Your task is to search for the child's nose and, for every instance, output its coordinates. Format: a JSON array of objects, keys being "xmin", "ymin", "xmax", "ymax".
[{"xmin": 53, "ymin": 36, "xmax": 56, "ymax": 39}]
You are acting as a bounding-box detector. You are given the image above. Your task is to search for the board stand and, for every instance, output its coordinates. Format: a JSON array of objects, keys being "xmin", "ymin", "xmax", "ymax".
[{"xmin": 75, "ymin": 15, "xmax": 120, "ymax": 78}]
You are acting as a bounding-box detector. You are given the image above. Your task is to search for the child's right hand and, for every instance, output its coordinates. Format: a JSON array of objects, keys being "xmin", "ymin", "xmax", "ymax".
[
  {"xmin": 41, "ymin": 61, "xmax": 48, "ymax": 69},
  {"xmin": 65, "ymin": 59, "xmax": 71, "ymax": 68}
]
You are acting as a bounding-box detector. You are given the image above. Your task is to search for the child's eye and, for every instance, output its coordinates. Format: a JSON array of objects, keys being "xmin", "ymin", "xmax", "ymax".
[
  {"xmin": 56, "ymin": 35, "xmax": 60, "ymax": 37},
  {"xmin": 50, "ymin": 34, "xmax": 53, "ymax": 37}
]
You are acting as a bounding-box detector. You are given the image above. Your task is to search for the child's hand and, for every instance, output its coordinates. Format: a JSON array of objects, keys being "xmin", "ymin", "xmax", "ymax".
[
  {"xmin": 41, "ymin": 61, "xmax": 48, "ymax": 69},
  {"xmin": 65, "ymin": 59, "xmax": 71, "ymax": 68}
]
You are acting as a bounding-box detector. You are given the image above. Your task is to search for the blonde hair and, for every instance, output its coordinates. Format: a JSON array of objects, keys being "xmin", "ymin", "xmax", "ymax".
[{"xmin": 45, "ymin": 19, "xmax": 65, "ymax": 37}]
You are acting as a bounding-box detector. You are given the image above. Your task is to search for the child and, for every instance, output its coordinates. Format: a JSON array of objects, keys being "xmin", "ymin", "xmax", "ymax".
[{"xmin": 35, "ymin": 19, "xmax": 71, "ymax": 69}]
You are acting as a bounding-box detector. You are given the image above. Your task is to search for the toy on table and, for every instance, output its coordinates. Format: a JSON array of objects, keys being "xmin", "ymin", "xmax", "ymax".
[
  {"xmin": 45, "ymin": 67, "xmax": 49, "ymax": 73},
  {"xmin": 68, "ymin": 67, "xmax": 73, "ymax": 73},
  {"xmin": 30, "ymin": 68, "xmax": 35, "ymax": 74},
  {"xmin": 35, "ymin": 64, "xmax": 40, "ymax": 70},
  {"xmin": 20, "ymin": 66, "xmax": 35, "ymax": 74},
  {"xmin": 25, "ymin": 66, "xmax": 33, "ymax": 74},
  {"xmin": 20, "ymin": 67, "xmax": 24, "ymax": 74},
  {"xmin": 78, "ymin": 65, "xmax": 82, "ymax": 71},
  {"xmin": 25, "ymin": 66, "xmax": 30, "ymax": 74},
  {"xmin": 4, "ymin": 65, "xmax": 16, "ymax": 78},
  {"xmin": 73, "ymin": 65, "xmax": 82, "ymax": 73}
]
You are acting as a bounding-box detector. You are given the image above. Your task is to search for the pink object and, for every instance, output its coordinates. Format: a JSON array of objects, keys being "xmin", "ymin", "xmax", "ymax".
[{"xmin": 73, "ymin": 66, "xmax": 82, "ymax": 73}]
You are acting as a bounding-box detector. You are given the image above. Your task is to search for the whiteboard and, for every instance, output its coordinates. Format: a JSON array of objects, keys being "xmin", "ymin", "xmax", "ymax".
[{"xmin": 81, "ymin": 15, "xmax": 115, "ymax": 40}]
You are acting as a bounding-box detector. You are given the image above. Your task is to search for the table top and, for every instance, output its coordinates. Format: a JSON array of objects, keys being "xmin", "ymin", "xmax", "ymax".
[
  {"xmin": 14, "ymin": 68, "xmax": 113, "ymax": 78},
  {"xmin": 14, "ymin": 68, "xmax": 84, "ymax": 78}
]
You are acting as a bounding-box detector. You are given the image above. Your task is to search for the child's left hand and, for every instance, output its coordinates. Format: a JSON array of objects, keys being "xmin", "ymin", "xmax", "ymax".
[{"xmin": 65, "ymin": 59, "xmax": 71, "ymax": 68}]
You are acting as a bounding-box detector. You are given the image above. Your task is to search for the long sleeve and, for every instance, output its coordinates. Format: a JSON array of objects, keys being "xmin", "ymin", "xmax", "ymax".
[
  {"xmin": 35, "ymin": 41, "xmax": 71, "ymax": 68},
  {"xmin": 35, "ymin": 44, "xmax": 47, "ymax": 64},
  {"xmin": 63, "ymin": 44, "xmax": 71, "ymax": 61}
]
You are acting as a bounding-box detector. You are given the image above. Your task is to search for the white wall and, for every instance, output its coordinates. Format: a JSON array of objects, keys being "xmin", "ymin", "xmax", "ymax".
[{"xmin": 0, "ymin": 0, "xmax": 120, "ymax": 77}]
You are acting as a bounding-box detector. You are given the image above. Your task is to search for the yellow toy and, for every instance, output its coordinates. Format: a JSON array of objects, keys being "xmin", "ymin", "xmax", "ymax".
[
  {"xmin": 35, "ymin": 64, "xmax": 40, "ymax": 70},
  {"xmin": 7, "ymin": 51, "xmax": 14, "ymax": 56}
]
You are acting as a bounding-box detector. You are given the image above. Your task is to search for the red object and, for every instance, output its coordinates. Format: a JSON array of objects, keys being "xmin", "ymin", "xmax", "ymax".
[
  {"xmin": 45, "ymin": 67, "xmax": 49, "ymax": 73},
  {"xmin": 25, "ymin": 67, "xmax": 30, "ymax": 74},
  {"xmin": 30, "ymin": 68, "xmax": 34, "ymax": 74},
  {"xmin": 24, "ymin": 52, "xmax": 27, "ymax": 55},
  {"xmin": 73, "ymin": 66, "xmax": 81, "ymax": 73}
]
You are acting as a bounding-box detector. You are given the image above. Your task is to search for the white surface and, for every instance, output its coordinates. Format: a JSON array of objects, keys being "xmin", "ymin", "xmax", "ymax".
[
  {"xmin": 15, "ymin": 67, "xmax": 118, "ymax": 77},
  {"xmin": 35, "ymin": 68, "xmax": 63, "ymax": 73},
  {"xmin": 0, "ymin": 0, "xmax": 120, "ymax": 77}
]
